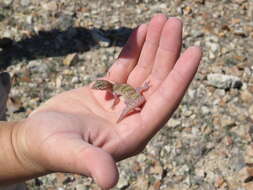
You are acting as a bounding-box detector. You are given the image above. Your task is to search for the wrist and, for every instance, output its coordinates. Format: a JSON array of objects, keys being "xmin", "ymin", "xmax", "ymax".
[{"xmin": 0, "ymin": 120, "xmax": 48, "ymax": 185}]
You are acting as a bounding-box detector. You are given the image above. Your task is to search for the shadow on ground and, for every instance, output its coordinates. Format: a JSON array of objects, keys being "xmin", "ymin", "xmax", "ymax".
[{"xmin": 0, "ymin": 26, "xmax": 132, "ymax": 70}]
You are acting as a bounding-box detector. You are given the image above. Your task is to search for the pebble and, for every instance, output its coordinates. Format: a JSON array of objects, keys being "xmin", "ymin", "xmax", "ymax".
[
  {"xmin": 132, "ymin": 176, "xmax": 149, "ymax": 189},
  {"xmin": 55, "ymin": 76, "xmax": 62, "ymax": 88},
  {"xmin": 117, "ymin": 172, "xmax": 130, "ymax": 189},
  {"xmin": 201, "ymin": 106, "xmax": 210, "ymax": 114},
  {"xmin": 214, "ymin": 176, "xmax": 225, "ymax": 188},
  {"xmin": 220, "ymin": 116, "xmax": 236, "ymax": 128},
  {"xmin": 167, "ymin": 118, "xmax": 181, "ymax": 128},
  {"xmin": 240, "ymin": 90, "xmax": 253, "ymax": 104},
  {"xmin": 249, "ymin": 105, "xmax": 253, "ymax": 120},
  {"xmin": 41, "ymin": 1, "xmax": 58, "ymax": 11},
  {"xmin": 71, "ymin": 76, "xmax": 79, "ymax": 84},
  {"xmin": 3, "ymin": 0, "xmax": 13, "ymax": 6},
  {"xmin": 238, "ymin": 166, "xmax": 253, "ymax": 183},
  {"xmin": 20, "ymin": 0, "xmax": 30, "ymax": 6},
  {"xmin": 225, "ymin": 136, "xmax": 233, "ymax": 146},
  {"xmin": 63, "ymin": 53, "xmax": 79, "ymax": 66},
  {"xmin": 75, "ymin": 184, "xmax": 89, "ymax": 190},
  {"xmin": 206, "ymin": 41, "xmax": 220, "ymax": 53},
  {"xmin": 207, "ymin": 73, "xmax": 243, "ymax": 89},
  {"xmin": 90, "ymin": 29, "xmax": 111, "ymax": 47},
  {"xmin": 244, "ymin": 145, "xmax": 253, "ymax": 164}
]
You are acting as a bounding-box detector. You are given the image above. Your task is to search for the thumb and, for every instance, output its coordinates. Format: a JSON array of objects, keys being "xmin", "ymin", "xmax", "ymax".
[
  {"xmin": 43, "ymin": 137, "xmax": 119, "ymax": 189},
  {"xmin": 79, "ymin": 146, "xmax": 119, "ymax": 189}
]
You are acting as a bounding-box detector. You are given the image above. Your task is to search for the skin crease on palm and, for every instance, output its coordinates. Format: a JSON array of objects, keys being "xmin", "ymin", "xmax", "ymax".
[{"xmin": 11, "ymin": 14, "xmax": 202, "ymax": 189}]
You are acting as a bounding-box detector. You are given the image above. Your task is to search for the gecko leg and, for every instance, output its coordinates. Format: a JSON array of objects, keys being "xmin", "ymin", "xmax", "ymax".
[
  {"xmin": 124, "ymin": 100, "xmax": 142, "ymax": 111},
  {"xmin": 111, "ymin": 93, "xmax": 120, "ymax": 109},
  {"xmin": 136, "ymin": 81, "xmax": 151, "ymax": 94}
]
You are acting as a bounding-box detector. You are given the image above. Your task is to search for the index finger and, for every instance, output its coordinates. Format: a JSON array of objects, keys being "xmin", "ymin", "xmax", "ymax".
[{"xmin": 107, "ymin": 24, "xmax": 148, "ymax": 83}]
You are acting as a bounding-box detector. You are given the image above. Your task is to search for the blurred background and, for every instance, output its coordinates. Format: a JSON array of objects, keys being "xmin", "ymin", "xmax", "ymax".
[{"xmin": 0, "ymin": 0, "xmax": 253, "ymax": 189}]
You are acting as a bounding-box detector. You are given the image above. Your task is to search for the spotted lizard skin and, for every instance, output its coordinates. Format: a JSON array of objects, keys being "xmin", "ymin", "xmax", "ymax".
[{"xmin": 91, "ymin": 79, "xmax": 150, "ymax": 122}]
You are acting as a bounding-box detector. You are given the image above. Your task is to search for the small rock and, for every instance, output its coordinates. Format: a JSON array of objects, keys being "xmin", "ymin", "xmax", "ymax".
[
  {"xmin": 149, "ymin": 161, "xmax": 163, "ymax": 176},
  {"xmin": 234, "ymin": 29, "xmax": 247, "ymax": 37},
  {"xmin": 215, "ymin": 176, "xmax": 225, "ymax": 188},
  {"xmin": 131, "ymin": 161, "xmax": 141, "ymax": 172},
  {"xmin": 7, "ymin": 97, "xmax": 24, "ymax": 114},
  {"xmin": 248, "ymin": 126, "xmax": 253, "ymax": 141},
  {"xmin": 234, "ymin": 0, "xmax": 247, "ymax": 4},
  {"xmin": 225, "ymin": 136, "xmax": 233, "ymax": 146},
  {"xmin": 183, "ymin": 6, "xmax": 192, "ymax": 15},
  {"xmin": 132, "ymin": 176, "xmax": 149, "ymax": 189},
  {"xmin": 71, "ymin": 76, "xmax": 79, "ymax": 84},
  {"xmin": 245, "ymin": 182, "xmax": 253, "ymax": 190},
  {"xmin": 207, "ymin": 73, "xmax": 243, "ymax": 89},
  {"xmin": 91, "ymin": 29, "xmax": 111, "ymax": 47},
  {"xmin": 75, "ymin": 184, "xmax": 89, "ymax": 190},
  {"xmin": 55, "ymin": 76, "xmax": 62, "ymax": 88},
  {"xmin": 55, "ymin": 14, "xmax": 74, "ymax": 31},
  {"xmin": 20, "ymin": 0, "xmax": 30, "ymax": 6},
  {"xmin": 62, "ymin": 176, "xmax": 75, "ymax": 184},
  {"xmin": 117, "ymin": 170, "xmax": 130, "ymax": 189},
  {"xmin": 117, "ymin": 176, "xmax": 129, "ymax": 189},
  {"xmin": 238, "ymin": 166, "xmax": 253, "ymax": 183},
  {"xmin": 207, "ymin": 41, "xmax": 220, "ymax": 53},
  {"xmin": 194, "ymin": 0, "xmax": 205, "ymax": 4},
  {"xmin": 249, "ymin": 1, "xmax": 253, "ymax": 18},
  {"xmin": 220, "ymin": 116, "xmax": 236, "ymax": 128},
  {"xmin": 63, "ymin": 53, "xmax": 78, "ymax": 66},
  {"xmin": 3, "ymin": 0, "xmax": 13, "ymax": 6},
  {"xmin": 240, "ymin": 90, "xmax": 253, "ymax": 104},
  {"xmin": 159, "ymin": 3, "xmax": 167, "ymax": 9},
  {"xmin": 244, "ymin": 145, "xmax": 253, "ymax": 164},
  {"xmin": 41, "ymin": 1, "xmax": 58, "ymax": 11},
  {"xmin": 249, "ymin": 105, "xmax": 253, "ymax": 120},
  {"xmin": 167, "ymin": 118, "xmax": 181, "ymax": 128},
  {"xmin": 208, "ymin": 51, "xmax": 216, "ymax": 59},
  {"xmin": 201, "ymin": 106, "xmax": 210, "ymax": 114},
  {"xmin": 150, "ymin": 180, "xmax": 161, "ymax": 190}
]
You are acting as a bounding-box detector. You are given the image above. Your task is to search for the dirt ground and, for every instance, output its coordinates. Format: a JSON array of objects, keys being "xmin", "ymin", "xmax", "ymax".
[{"xmin": 0, "ymin": 0, "xmax": 253, "ymax": 189}]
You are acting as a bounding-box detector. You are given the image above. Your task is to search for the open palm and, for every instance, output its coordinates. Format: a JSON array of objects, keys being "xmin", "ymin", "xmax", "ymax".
[{"xmin": 17, "ymin": 14, "xmax": 201, "ymax": 189}]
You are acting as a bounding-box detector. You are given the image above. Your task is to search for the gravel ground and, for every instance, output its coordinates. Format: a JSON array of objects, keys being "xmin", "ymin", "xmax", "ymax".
[{"xmin": 1, "ymin": 0, "xmax": 253, "ymax": 189}]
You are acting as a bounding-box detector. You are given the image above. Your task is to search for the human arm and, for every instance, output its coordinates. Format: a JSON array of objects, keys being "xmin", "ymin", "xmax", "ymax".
[
  {"xmin": 0, "ymin": 14, "xmax": 202, "ymax": 189},
  {"xmin": 0, "ymin": 121, "xmax": 46, "ymax": 185}
]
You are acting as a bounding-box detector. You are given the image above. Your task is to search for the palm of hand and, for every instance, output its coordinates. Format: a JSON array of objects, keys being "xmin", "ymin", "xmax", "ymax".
[
  {"xmin": 28, "ymin": 84, "xmax": 147, "ymax": 161},
  {"xmin": 18, "ymin": 15, "xmax": 201, "ymax": 189}
]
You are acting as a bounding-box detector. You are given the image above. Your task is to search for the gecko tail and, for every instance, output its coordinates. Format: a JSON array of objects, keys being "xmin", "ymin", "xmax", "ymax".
[
  {"xmin": 116, "ymin": 106, "xmax": 134, "ymax": 123},
  {"xmin": 116, "ymin": 105, "xmax": 142, "ymax": 123},
  {"xmin": 116, "ymin": 110, "xmax": 128, "ymax": 123}
]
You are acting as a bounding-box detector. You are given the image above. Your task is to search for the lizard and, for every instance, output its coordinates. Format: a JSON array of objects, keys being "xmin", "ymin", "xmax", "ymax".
[{"xmin": 91, "ymin": 79, "xmax": 150, "ymax": 123}]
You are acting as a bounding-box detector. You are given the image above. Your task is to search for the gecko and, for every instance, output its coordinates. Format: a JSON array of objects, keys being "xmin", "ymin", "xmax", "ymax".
[{"xmin": 91, "ymin": 79, "xmax": 150, "ymax": 123}]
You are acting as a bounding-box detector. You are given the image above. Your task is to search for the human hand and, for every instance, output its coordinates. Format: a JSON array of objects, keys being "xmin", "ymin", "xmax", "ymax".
[{"xmin": 13, "ymin": 14, "xmax": 201, "ymax": 189}]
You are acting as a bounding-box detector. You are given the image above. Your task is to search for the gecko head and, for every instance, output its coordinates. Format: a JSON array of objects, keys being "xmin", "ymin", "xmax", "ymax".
[{"xmin": 91, "ymin": 79, "xmax": 113, "ymax": 90}]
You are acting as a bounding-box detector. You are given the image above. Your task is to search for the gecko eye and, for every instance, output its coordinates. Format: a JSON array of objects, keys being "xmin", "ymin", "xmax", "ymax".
[{"xmin": 91, "ymin": 80, "xmax": 113, "ymax": 90}]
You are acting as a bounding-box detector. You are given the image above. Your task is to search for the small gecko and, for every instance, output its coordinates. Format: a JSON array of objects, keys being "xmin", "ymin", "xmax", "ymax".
[{"xmin": 91, "ymin": 79, "xmax": 150, "ymax": 123}]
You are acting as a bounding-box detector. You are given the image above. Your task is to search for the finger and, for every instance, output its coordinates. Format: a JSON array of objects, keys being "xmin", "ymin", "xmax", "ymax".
[
  {"xmin": 127, "ymin": 14, "xmax": 167, "ymax": 87},
  {"xmin": 44, "ymin": 137, "xmax": 118, "ymax": 189},
  {"xmin": 148, "ymin": 17, "xmax": 182, "ymax": 94},
  {"xmin": 108, "ymin": 23, "xmax": 148, "ymax": 83},
  {"xmin": 141, "ymin": 46, "xmax": 202, "ymax": 136}
]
